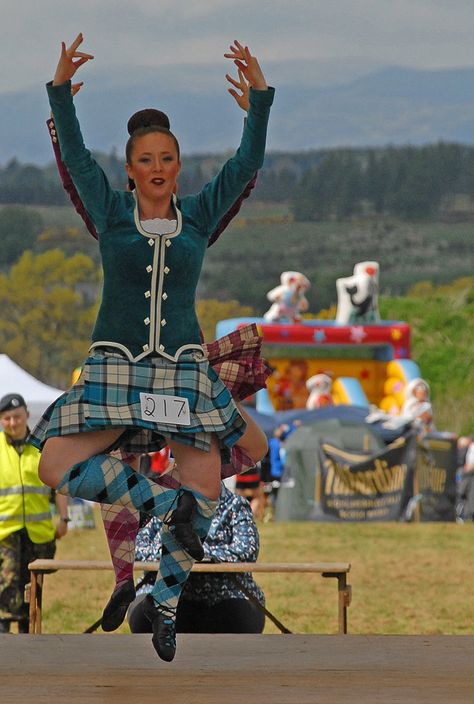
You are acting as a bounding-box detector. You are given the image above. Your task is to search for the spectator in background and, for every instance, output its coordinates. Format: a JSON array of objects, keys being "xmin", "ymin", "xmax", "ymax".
[
  {"xmin": 267, "ymin": 423, "xmax": 289, "ymax": 510},
  {"xmin": 128, "ymin": 483, "xmax": 265, "ymax": 634},
  {"xmin": 457, "ymin": 436, "xmax": 473, "ymax": 469},
  {"xmin": 268, "ymin": 424, "xmax": 287, "ymax": 482},
  {"xmin": 267, "ymin": 420, "xmax": 302, "ymax": 510},
  {"xmin": 234, "ymin": 462, "xmax": 266, "ymax": 521},
  {"xmin": 402, "ymin": 378, "xmax": 435, "ymax": 435},
  {"xmin": 458, "ymin": 436, "xmax": 474, "ymax": 521},
  {"xmin": 464, "ymin": 439, "xmax": 474, "ymax": 474},
  {"xmin": 0, "ymin": 393, "xmax": 69, "ymax": 633}
]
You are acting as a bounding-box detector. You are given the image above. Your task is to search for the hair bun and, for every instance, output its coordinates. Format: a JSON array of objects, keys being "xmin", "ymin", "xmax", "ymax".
[{"xmin": 127, "ymin": 108, "xmax": 171, "ymax": 135}]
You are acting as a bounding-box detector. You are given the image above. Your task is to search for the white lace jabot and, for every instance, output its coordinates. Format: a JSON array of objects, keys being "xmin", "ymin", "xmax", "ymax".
[{"xmin": 140, "ymin": 218, "xmax": 177, "ymax": 235}]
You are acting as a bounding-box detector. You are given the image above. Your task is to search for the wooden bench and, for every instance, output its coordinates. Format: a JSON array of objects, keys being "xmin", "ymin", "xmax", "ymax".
[{"xmin": 27, "ymin": 559, "xmax": 351, "ymax": 636}]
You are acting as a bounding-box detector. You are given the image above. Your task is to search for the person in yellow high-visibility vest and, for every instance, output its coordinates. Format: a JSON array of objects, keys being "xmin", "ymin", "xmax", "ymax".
[{"xmin": 0, "ymin": 393, "xmax": 69, "ymax": 633}]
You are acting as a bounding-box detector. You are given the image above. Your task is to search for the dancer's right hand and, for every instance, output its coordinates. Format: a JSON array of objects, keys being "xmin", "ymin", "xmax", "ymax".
[{"xmin": 53, "ymin": 33, "xmax": 94, "ymax": 86}]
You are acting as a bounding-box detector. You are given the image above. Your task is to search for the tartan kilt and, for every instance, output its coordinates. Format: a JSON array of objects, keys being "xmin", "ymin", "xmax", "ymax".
[
  {"xmin": 202, "ymin": 323, "xmax": 270, "ymax": 402},
  {"xmin": 204, "ymin": 323, "xmax": 271, "ymax": 476},
  {"xmin": 30, "ymin": 324, "xmax": 270, "ymax": 476}
]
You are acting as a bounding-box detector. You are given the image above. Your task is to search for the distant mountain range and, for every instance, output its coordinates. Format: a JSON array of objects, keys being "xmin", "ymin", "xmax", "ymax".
[{"xmin": 3, "ymin": 61, "xmax": 474, "ymax": 164}]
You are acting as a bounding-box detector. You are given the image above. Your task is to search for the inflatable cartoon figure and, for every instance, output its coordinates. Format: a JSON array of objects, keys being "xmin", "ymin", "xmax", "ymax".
[
  {"xmin": 401, "ymin": 377, "xmax": 435, "ymax": 433},
  {"xmin": 306, "ymin": 374, "xmax": 334, "ymax": 409},
  {"xmin": 272, "ymin": 359, "xmax": 309, "ymax": 410},
  {"xmin": 336, "ymin": 261, "xmax": 380, "ymax": 324},
  {"xmin": 264, "ymin": 271, "xmax": 310, "ymax": 323}
]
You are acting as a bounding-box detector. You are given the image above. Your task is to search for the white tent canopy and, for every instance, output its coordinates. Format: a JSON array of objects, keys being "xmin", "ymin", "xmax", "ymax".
[{"xmin": 0, "ymin": 354, "xmax": 63, "ymax": 428}]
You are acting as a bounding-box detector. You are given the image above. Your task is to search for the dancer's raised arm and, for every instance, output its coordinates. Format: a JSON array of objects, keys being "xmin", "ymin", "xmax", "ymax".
[
  {"xmin": 47, "ymin": 34, "xmax": 120, "ymax": 232},
  {"xmin": 195, "ymin": 41, "xmax": 273, "ymax": 234}
]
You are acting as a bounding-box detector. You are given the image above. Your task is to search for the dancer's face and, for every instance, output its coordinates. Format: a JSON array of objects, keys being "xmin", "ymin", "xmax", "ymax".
[{"xmin": 126, "ymin": 133, "xmax": 181, "ymax": 204}]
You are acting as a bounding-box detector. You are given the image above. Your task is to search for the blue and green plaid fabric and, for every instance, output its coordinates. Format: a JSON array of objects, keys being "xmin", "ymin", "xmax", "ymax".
[
  {"xmin": 30, "ymin": 348, "xmax": 246, "ymax": 455},
  {"xmin": 150, "ymin": 494, "xmax": 216, "ymax": 610}
]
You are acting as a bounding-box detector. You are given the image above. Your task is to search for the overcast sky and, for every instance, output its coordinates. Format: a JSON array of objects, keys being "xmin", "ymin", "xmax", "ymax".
[{"xmin": 2, "ymin": 0, "xmax": 474, "ymax": 93}]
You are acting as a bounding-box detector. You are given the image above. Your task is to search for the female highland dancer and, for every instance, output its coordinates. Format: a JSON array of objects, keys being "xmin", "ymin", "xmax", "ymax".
[
  {"xmin": 32, "ymin": 34, "xmax": 273, "ymax": 661},
  {"xmin": 47, "ymin": 73, "xmax": 266, "ymax": 635}
]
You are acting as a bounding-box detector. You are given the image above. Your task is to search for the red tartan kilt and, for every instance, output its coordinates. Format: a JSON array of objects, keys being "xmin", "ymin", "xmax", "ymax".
[{"xmin": 202, "ymin": 323, "xmax": 271, "ymax": 403}]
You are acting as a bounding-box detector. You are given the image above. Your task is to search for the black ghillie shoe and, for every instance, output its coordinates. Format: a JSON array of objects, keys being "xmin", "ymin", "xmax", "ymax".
[
  {"xmin": 164, "ymin": 490, "xmax": 204, "ymax": 561},
  {"xmin": 17, "ymin": 619, "xmax": 29, "ymax": 634},
  {"xmin": 143, "ymin": 595, "xmax": 177, "ymax": 662},
  {"xmin": 101, "ymin": 578, "xmax": 136, "ymax": 632}
]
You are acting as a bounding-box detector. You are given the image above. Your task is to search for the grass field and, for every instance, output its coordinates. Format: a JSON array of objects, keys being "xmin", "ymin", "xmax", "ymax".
[{"xmin": 39, "ymin": 511, "xmax": 474, "ymax": 637}]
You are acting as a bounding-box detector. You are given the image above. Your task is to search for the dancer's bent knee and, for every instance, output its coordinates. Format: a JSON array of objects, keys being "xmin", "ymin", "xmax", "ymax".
[
  {"xmin": 39, "ymin": 429, "xmax": 123, "ymax": 489},
  {"xmin": 39, "ymin": 439, "xmax": 72, "ymax": 488}
]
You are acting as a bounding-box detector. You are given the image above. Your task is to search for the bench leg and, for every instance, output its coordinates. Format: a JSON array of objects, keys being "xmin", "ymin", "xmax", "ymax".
[
  {"xmin": 337, "ymin": 574, "xmax": 352, "ymax": 635},
  {"xmin": 36, "ymin": 574, "xmax": 43, "ymax": 634},
  {"xmin": 29, "ymin": 573, "xmax": 37, "ymax": 634},
  {"xmin": 28, "ymin": 573, "xmax": 43, "ymax": 634},
  {"xmin": 323, "ymin": 571, "xmax": 351, "ymax": 635}
]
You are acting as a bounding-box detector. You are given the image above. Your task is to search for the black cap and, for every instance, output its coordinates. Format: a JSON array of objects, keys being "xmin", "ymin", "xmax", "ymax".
[{"xmin": 0, "ymin": 393, "xmax": 27, "ymax": 413}]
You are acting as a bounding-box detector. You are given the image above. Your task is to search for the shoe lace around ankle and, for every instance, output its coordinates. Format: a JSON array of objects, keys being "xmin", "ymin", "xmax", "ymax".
[
  {"xmin": 158, "ymin": 605, "xmax": 176, "ymax": 644},
  {"xmin": 162, "ymin": 490, "xmax": 181, "ymax": 526}
]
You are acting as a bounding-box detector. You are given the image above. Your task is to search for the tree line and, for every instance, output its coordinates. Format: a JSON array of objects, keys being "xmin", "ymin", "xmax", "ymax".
[
  {"xmin": 289, "ymin": 143, "xmax": 474, "ymax": 221},
  {"xmin": 0, "ymin": 152, "xmax": 229, "ymax": 208},
  {"xmin": 3, "ymin": 142, "xmax": 474, "ymax": 220}
]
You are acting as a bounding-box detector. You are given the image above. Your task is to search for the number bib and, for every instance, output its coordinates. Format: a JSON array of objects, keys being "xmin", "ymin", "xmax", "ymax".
[{"xmin": 139, "ymin": 392, "xmax": 191, "ymax": 426}]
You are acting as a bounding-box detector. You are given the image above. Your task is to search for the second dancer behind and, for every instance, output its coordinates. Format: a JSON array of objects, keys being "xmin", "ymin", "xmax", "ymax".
[{"xmin": 32, "ymin": 35, "xmax": 274, "ymax": 661}]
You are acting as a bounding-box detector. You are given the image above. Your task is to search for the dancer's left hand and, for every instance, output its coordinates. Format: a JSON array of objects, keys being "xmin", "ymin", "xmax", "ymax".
[
  {"xmin": 226, "ymin": 68, "xmax": 250, "ymax": 111},
  {"xmin": 224, "ymin": 40, "xmax": 268, "ymax": 91}
]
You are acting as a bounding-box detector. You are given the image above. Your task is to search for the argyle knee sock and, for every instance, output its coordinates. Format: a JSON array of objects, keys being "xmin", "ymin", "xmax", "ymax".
[
  {"xmin": 188, "ymin": 488, "xmax": 218, "ymax": 524},
  {"xmin": 149, "ymin": 524, "xmax": 195, "ymax": 611},
  {"xmin": 100, "ymin": 504, "xmax": 139, "ymax": 589},
  {"xmin": 150, "ymin": 491, "xmax": 217, "ymax": 610},
  {"xmin": 57, "ymin": 454, "xmax": 180, "ymax": 519}
]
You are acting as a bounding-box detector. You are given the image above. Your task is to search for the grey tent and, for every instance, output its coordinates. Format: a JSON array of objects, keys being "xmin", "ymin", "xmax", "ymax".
[{"xmin": 275, "ymin": 415, "xmax": 386, "ymax": 522}]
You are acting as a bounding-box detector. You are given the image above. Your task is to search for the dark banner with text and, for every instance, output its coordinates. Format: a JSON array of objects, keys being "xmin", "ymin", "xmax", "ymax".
[
  {"xmin": 415, "ymin": 434, "xmax": 458, "ymax": 522},
  {"xmin": 318, "ymin": 436, "xmax": 415, "ymax": 521}
]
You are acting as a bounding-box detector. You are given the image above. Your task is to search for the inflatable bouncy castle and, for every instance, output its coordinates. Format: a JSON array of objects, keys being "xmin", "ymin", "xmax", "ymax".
[{"xmin": 216, "ymin": 263, "xmax": 422, "ymax": 415}]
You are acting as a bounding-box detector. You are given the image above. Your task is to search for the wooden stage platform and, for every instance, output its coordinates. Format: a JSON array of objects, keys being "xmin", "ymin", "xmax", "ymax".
[{"xmin": 0, "ymin": 634, "xmax": 472, "ymax": 703}]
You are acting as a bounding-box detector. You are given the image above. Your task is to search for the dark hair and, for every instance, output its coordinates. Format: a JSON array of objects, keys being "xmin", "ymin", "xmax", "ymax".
[
  {"xmin": 125, "ymin": 108, "xmax": 179, "ymax": 190},
  {"xmin": 127, "ymin": 108, "xmax": 170, "ymax": 135}
]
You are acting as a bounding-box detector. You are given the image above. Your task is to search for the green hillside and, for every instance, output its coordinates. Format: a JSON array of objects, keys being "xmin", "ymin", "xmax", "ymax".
[
  {"xmin": 199, "ymin": 206, "xmax": 474, "ymax": 312},
  {"xmin": 2, "ymin": 202, "xmax": 473, "ymax": 312}
]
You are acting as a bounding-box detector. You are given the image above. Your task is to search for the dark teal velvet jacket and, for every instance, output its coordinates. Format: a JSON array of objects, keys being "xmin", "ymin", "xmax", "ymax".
[{"xmin": 47, "ymin": 81, "xmax": 274, "ymax": 362}]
